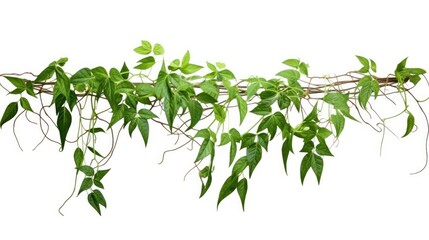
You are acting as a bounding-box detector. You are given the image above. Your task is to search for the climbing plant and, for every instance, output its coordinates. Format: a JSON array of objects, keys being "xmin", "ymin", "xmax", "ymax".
[{"xmin": 0, "ymin": 40, "xmax": 427, "ymax": 215}]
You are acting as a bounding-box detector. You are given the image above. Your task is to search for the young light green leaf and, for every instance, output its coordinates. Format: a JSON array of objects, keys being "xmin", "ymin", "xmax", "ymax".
[
  {"xmin": 282, "ymin": 59, "xmax": 300, "ymax": 68},
  {"xmin": 356, "ymin": 55, "xmax": 370, "ymax": 73},
  {"xmin": 237, "ymin": 178, "xmax": 248, "ymax": 211},
  {"xmin": 134, "ymin": 40, "xmax": 152, "ymax": 55},
  {"xmin": 370, "ymin": 59, "xmax": 377, "ymax": 72},
  {"xmin": 299, "ymin": 62, "xmax": 309, "ymax": 76},
  {"xmin": 19, "ymin": 97, "xmax": 33, "ymax": 112},
  {"xmin": 74, "ymin": 147, "xmax": 84, "ymax": 167},
  {"xmin": 236, "ymin": 95, "xmax": 247, "ymax": 125},
  {"xmin": 217, "ymin": 175, "xmax": 238, "ymax": 208},
  {"xmin": 247, "ymin": 82, "xmax": 259, "ymax": 100},
  {"xmin": 219, "ymin": 133, "xmax": 231, "ymax": 146},
  {"xmin": 180, "ymin": 64, "xmax": 203, "ymax": 74},
  {"xmin": 70, "ymin": 68, "xmax": 93, "ymax": 84},
  {"xmin": 78, "ymin": 177, "xmax": 93, "ymax": 196},
  {"xmin": 276, "ymin": 69, "xmax": 300, "ymax": 81},
  {"xmin": 57, "ymin": 107, "xmax": 72, "ymax": 150},
  {"xmin": 153, "ymin": 43, "xmax": 165, "ymax": 55},
  {"xmin": 135, "ymin": 56, "xmax": 156, "ymax": 70},
  {"xmin": 402, "ymin": 112, "xmax": 415, "ymax": 137}
]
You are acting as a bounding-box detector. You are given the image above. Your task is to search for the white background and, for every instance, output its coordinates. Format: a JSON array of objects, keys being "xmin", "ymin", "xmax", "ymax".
[{"xmin": 1, "ymin": 0, "xmax": 429, "ymax": 239}]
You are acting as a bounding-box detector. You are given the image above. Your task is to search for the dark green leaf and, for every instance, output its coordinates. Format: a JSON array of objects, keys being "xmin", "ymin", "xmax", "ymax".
[
  {"xmin": 25, "ymin": 81, "xmax": 36, "ymax": 97},
  {"xmin": 299, "ymin": 62, "xmax": 309, "ymax": 76},
  {"xmin": 237, "ymin": 178, "xmax": 248, "ymax": 211},
  {"xmin": 77, "ymin": 165, "xmax": 95, "ymax": 176},
  {"xmin": 137, "ymin": 118, "xmax": 149, "ymax": 145},
  {"xmin": 138, "ymin": 108, "xmax": 158, "ymax": 119},
  {"xmin": 35, "ymin": 64, "xmax": 55, "ymax": 82},
  {"xmin": 250, "ymin": 104, "xmax": 272, "ymax": 116},
  {"xmin": 19, "ymin": 97, "xmax": 33, "ymax": 112},
  {"xmin": 217, "ymin": 175, "xmax": 238, "ymax": 208},
  {"xmin": 94, "ymin": 169, "xmax": 110, "ymax": 181},
  {"xmin": 120, "ymin": 62, "xmax": 129, "ymax": 79},
  {"xmin": 236, "ymin": 95, "xmax": 247, "ymax": 125},
  {"xmin": 55, "ymin": 67, "xmax": 71, "ymax": 102},
  {"xmin": 196, "ymin": 92, "xmax": 218, "ymax": 104},
  {"xmin": 135, "ymin": 56, "xmax": 156, "ymax": 70},
  {"xmin": 300, "ymin": 153, "xmax": 312, "ymax": 184},
  {"xmin": 282, "ymin": 59, "xmax": 300, "ymax": 68},
  {"xmin": 94, "ymin": 180, "xmax": 104, "ymax": 189},
  {"xmin": 199, "ymin": 166, "xmax": 210, "ymax": 178},
  {"xmin": 402, "ymin": 112, "xmax": 415, "ymax": 137},
  {"xmin": 311, "ymin": 154, "xmax": 324, "ymax": 184},
  {"xmin": 57, "ymin": 107, "xmax": 72, "ymax": 150},
  {"xmin": 78, "ymin": 177, "xmax": 93, "ymax": 196},
  {"xmin": 153, "ymin": 43, "xmax": 165, "ymax": 55},
  {"xmin": 232, "ymin": 157, "xmax": 248, "ymax": 176},
  {"xmin": 316, "ymin": 139, "xmax": 333, "ymax": 156},
  {"xmin": 300, "ymin": 141, "xmax": 314, "ymax": 153},
  {"xmin": 70, "ymin": 68, "xmax": 93, "ymax": 84},
  {"xmin": 57, "ymin": 57, "xmax": 68, "ymax": 66},
  {"xmin": 74, "ymin": 147, "xmax": 84, "ymax": 167},
  {"xmin": 87, "ymin": 192, "xmax": 101, "ymax": 215},
  {"xmin": 87, "ymin": 128, "xmax": 105, "ymax": 134},
  {"xmin": 88, "ymin": 146, "xmax": 104, "ymax": 158},
  {"xmin": 247, "ymin": 143, "xmax": 262, "ymax": 177},
  {"xmin": 134, "ymin": 40, "xmax": 152, "ymax": 55},
  {"xmin": 5, "ymin": 76, "xmax": 26, "ymax": 88},
  {"xmin": 164, "ymin": 91, "xmax": 178, "ymax": 131},
  {"xmin": 92, "ymin": 189, "xmax": 107, "ymax": 208},
  {"xmin": 257, "ymin": 133, "xmax": 269, "ymax": 151},
  {"xmin": 281, "ymin": 136, "xmax": 293, "ymax": 175},
  {"xmin": 186, "ymin": 100, "xmax": 203, "ymax": 130},
  {"xmin": 277, "ymin": 92, "xmax": 291, "ymax": 110}
]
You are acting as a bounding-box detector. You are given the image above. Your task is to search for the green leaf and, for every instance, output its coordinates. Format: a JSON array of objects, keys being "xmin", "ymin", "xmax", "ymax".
[
  {"xmin": 25, "ymin": 81, "xmax": 36, "ymax": 97},
  {"xmin": 196, "ymin": 92, "xmax": 217, "ymax": 104},
  {"xmin": 153, "ymin": 43, "xmax": 165, "ymax": 55},
  {"xmin": 135, "ymin": 56, "xmax": 156, "ymax": 70},
  {"xmin": 200, "ymin": 81, "xmax": 219, "ymax": 99},
  {"xmin": 57, "ymin": 107, "xmax": 72, "ymax": 150},
  {"xmin": 93, "ymin": 189, "xmax": 107, "ymax": 208},
  {"xmin": 316, "ymin": 139, "xmax": 333, "ymax": 156},
  {"xmin": 5, "ymin": 76, "xmax": 26, "ymax": 89},
  {"xmin": 138, "ymin": 108, "xmax": 158, "ymax": 119},
  {"xmin": 276, "ymin": 69, "xmax": 300, "ymax": 81},
  {"xmin": 213, "ymin": 104, "xmax": 226, "ymax": 123},
  {"xmin": 57, "ymin": 57, "xmax": 68, "ymax": 66},
  {"xmin": 182, "ymin": 50, "xmax": 191, "ymax": 66},
  {"xmin": 396, "ymin": 57, "xmax": 408, "ymax": 72},
  {"xmin": 241, "ymin": 133, "xmax": 256, "ymax": 149},
  {"xmin": 230, "ymin": 140, "xmax": 237, "ymax": 166},
  {"xmin": 331, "ymin": 113, "xmax": 345, "ymax": 137},
  {"xmin": 94, "ymin": 180, "xmax": 104, "ymax": 189},
  {"xmin": 250, "ymin": 104, "xmax": 272, "ymax": 116},
  {"xmin": 236, "ymin": 95, "xmax": 247, "ymax": 125},
  {"xmin": 137, "ymin": 118, "xmax": 149, "ymax": 146},
  {"xmin": 300, "ymin": 140, "xmax": 314, "ymax": 153},
  {"xmin": 357, "ymin": 76, "xmax": 373, "ymax": 109},
  {"xmin": 247, "ymin": 82, "xmax": 259, "ymax": 100},
  {"xmin": 180, "ymin": 64, "xmax": 203, "ymax": 74},
  {"xmin": 281, "ymin": 136, "xmax": 293, "ymax": 175},
  {"xmin": 323, "ymin": 92, "xmax": 355, "ymax": 120},
  {"xmin": 219, "ymin": 133, "xmax": 231, "ymax": 146},
  {"xmin": 247, "ymin": 143, "xmax": 262, "ymax": 177},
  {"xmin": 300, "ymin": 153, "xmax": 312, "ymax": 184},
  {"xmin": 299, "ymin": 62, "xmax": 309, "ymax": 76},
  {"xmin": 70, "ymin": 68, "xmax": 93, "ymax": 84},
  {"xmin": 229, "ymin": 128, "xmax": 241, "ymax": 141},
  {"xmin": 35, "ymin": 64, "xmax": 55, "ymax": 82},
  {"xmin": 402, "ymin": 112, "xmax": 415, "ymax": 137},
  {"xmin": 237, "ymin": 178, "xmax": 248, "ymax": 211},
  {"xmin": 88, "ymin": 192, "xmax": 101, "ymax": 215},
  {"xmin": 88, "ymin": 146, "xmax": 104, "ymax": 158},
  {"xmin": 196, "ymin": 139, "xmax": 214, "ymax": 162},
  {"xmin": 277, "ymin": 92, "xmax": 291, "ymax": 110},
  {"xmin": 303, "ymin": 103, "xmax": 319, "ymax": 122},
  {"xmin": 186, "ymin": 100, "xmax": 203, "ymax": 130},
  {"xmin": 74, "ymin": 147, "xmax": 84, "ymax": 167},
  {"xmin": 163, "ymin": 91, "xmax": 178, "ymax": 131},
  {"xmin": 257, "ymin": 133, "xmax": 269, "ymax": 151},
  {"xmin": 19, "ymin": 97, "xmax": 33, "ymax": 112},
  {"xmin": 195, "ymin": 129, "xmax": 211, "ymax": 139},
  {"xmin": 94, "ymin": 169, "xmax": 110, "ymax": 181},
  {"xmin": 78, "ymin": 177, "xmax": 93, "ymax": 196},
  {"xmin": 134, "ymin": 40, "xmax": 152, "ymax": 55},
  {"xmin": 55, "ymin": 67, "xmax": 71, "ymax": 102},
  {"xmin": 218, "ymin": 69, "xmax": 236, "ymax": 81},
  {"xmin": 282, "ymin": 59, "xmax": 300, "ymax": 68},
  {"xmin": 77, "ymin": 165, "xmax": 95, "ymax": 176},
  {"xmin": 217, "ymin": 175, "xmax": 238, "ymax": 208},
  {"xmin": 199, "ymin": 166, "xmax": 210, "ymax": 178},
  {"xmin": 232, "ymin": 157, "xmax": 248, "ymax": 176},
  {"xmin": 120, "ymin": 62, "xmax": 129, "ymax": 79},
  {"xmin": 317, "ymin": 127, "xmax": 332, "ymax": 139},
  {"xmin": 311, "ymin": 154, "xmax": 324, "ymax": 184},
  {"xmin": 370, "ymin": 59, "xmax": 377, "ymax": 72},
  {"xmin": 356, "ymin": 55, "xmax": 370, "ymax": 73}
]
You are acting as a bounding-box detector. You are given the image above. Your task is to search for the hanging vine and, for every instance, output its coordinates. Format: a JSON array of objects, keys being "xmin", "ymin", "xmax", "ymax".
[{"xmin": 0, "ymin": 40, "xmax": 427, "ymax": 215}]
